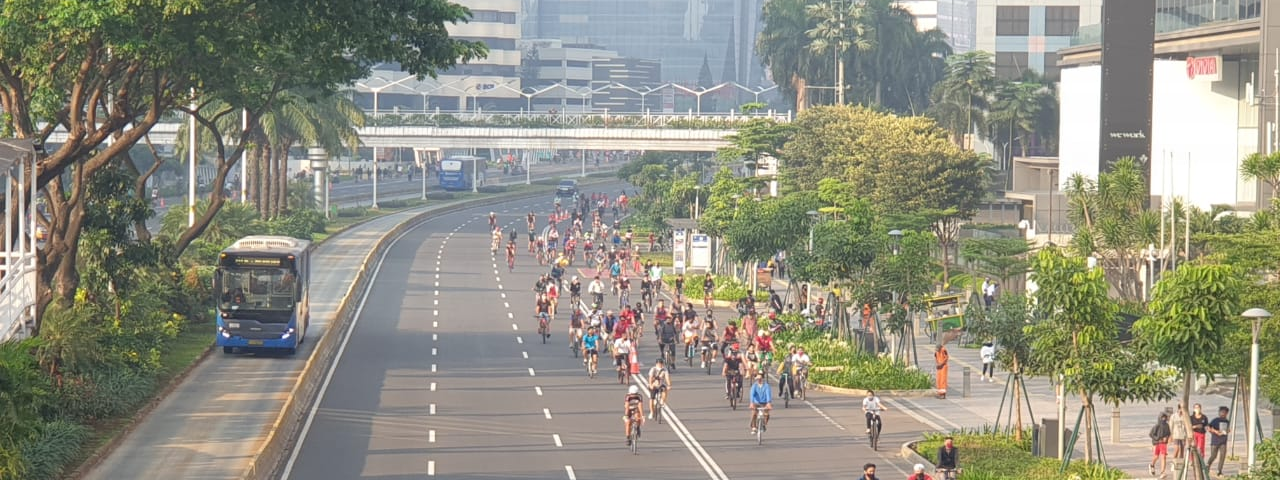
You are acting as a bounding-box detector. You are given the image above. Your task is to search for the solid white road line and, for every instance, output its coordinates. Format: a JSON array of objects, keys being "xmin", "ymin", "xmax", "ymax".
[
  {"xmin": 543, "ymin": 408, "xmax": 552, "ymax": 419},
  {"xmin": 280, "ymin": 213, "xmax": 421, "ymax": 480},
  {"xmin": 630, "ymin": 373, "xmax": 729, "ymax": 480},
  {"xmin": 553, "ymin": 434, "xmax": 563, "ymax": 447},
  {"xmin": 565, "ymin": 466, "xmax": 577, "ymax": 480}
]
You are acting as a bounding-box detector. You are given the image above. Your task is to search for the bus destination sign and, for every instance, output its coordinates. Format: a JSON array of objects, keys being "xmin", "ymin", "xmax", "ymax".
[{"xmin": 230, "ymin": 256, "xmax": 285, "ymax": 267}]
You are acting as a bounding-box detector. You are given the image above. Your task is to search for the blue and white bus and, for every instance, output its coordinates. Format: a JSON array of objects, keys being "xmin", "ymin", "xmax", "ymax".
[
  {"xmin": 214, "ymin": 235, "xmax": 311, "ymax": 355},
  {"xmin": 439, "ymin": 155, "xmax": 487, "ymax": 191}
]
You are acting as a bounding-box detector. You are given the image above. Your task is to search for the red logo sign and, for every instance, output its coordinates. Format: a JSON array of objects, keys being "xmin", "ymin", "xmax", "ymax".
[{"xmin": 1186, "ymin": 56, "xmax": 1220, "ymax": 80}]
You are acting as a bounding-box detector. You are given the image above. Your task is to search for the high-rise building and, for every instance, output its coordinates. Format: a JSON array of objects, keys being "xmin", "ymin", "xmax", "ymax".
[
  {"xmin": 975, "ymin": 0, "xmax": 1103, "ymax": 81},
  {"xmin": 434, "ymin": 0, "xmax": 524, "ymax": 108},
  {"xmin": 938, "ymin": 0, "xmax": 977, "ymax": 52},
  {"xmin": 592, "ymin": 58, "xmax": 664, "ymax": 111},
  {"xmin": 520, "ymin": 39, "xmax": 618, "ymax": 112},
  {"xmin": 521, "ymin": 0, "xmax": 768, "ymax": 87},
  {"xmin": 896, "ymin": 0, "xmax": 939, "ymax": 31}
]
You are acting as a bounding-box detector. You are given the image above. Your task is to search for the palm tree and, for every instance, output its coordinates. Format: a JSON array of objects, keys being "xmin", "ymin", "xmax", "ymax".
[
  {"xmin": 929, "ymin": 51, "xmax": 997, "ymax": 146},
  {"xmin": 891, "ymin": 28, "xmax": 951, "ymax": 115},
  {"xmin": 988, "ymin": 81, "xmax": 1045, "ymax": 157},
  {"xmin": 806, "ymin": 0, "xmax": 873, "ymax": 106},
  {"xmin": 758, "ymin": 0, "xmax": 822, "ymax": 110},
  {"xmin": 855, "ymin": 0, "xmax": 917, "ymax": 106}
]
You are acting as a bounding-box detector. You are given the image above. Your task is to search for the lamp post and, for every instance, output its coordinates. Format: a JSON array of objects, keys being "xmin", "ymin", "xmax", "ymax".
[
  {"xmin": 694, "ymin": 186, "xmax": 703, "ymax": 219},
  {"xmin": 805, "ymin": 210, "xmax": 820, "ymax": 313},
  {"xmin": 1243, "ymin": 307, "xmax": 1273, "ymax": 472},
  {"xmin": 888, "ymin": 229, "xmax": 903, "ymax": 361}
]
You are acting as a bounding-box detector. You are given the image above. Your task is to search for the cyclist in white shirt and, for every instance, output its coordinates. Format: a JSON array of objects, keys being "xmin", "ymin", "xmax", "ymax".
[
  {"xmin": 791, "ymin": 346, "xmax": 812, "ymax": 369},
  {"xmin": 647, "ymin": 359, "xmax": 672, "ymax": 418},
  {"xmin": 588, "ymin": 276, "xmax": 606, "ymax": 307},
  {"xmin": 863, "ymin": 390, "xmax": 888, "ymax": 434},
  {"xmin": 612, "ymin": 336, "xmax": 632, "ymax": 372}
]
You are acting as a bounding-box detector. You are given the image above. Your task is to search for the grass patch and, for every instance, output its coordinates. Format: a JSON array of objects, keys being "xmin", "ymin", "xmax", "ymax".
[
  {"xmin": 914, "ymin": 429, "xmax": 1126, "ymax": 480},
  {"xmin": 638, "ymin": 251, "xmax": 672, "ymax": 267},
  {"xmin": 774, "ymin": 327, "xmax": 932, "ymax": 391}
]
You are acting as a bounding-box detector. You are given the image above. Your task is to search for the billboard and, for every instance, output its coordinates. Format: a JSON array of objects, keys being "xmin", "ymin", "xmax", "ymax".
[
  {"xmin": 689, "ymin": 233, "xmax": 711, "ymax": 272},
  {"xmin": 672, "ymin": 229, "xmax": 687, "ymax": 274},
  {"xmin": 1097, "ymin": 0, "xmax": 1155, "ymax": 181}
]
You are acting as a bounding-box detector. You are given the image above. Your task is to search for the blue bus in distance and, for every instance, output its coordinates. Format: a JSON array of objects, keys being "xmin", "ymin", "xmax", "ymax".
[
  {"xmin": 439, "ymin": 155, "xmax": 487, "ymax": 191},
  {"xmin": 215, "ymin": 235, "xmax": 311, "ymax": 355}
]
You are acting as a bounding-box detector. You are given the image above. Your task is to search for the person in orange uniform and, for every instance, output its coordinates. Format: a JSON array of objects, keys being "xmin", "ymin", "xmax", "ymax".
[{"xmin": 934, "ymin": 343, "xmax": 950, "ymax": 399}]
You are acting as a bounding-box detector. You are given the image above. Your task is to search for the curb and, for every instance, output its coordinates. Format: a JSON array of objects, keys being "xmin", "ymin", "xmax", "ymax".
[
  {"xmin": 67, "ymin": 344, "xmax": 215, "ymax": 480},
  {"xmin": 902, "ymin": 440, "xmax": 935, "ymax": 467},
  {"xmin": 808, "ymin": 382, "xmax": 936, "ymax": 399},
  {"xmin": 242, "ymin": 178, "xmax": 622, "ymax": 480}
]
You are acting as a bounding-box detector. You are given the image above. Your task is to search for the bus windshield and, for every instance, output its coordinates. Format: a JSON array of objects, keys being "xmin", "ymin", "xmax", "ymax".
[
  {"xmin": 441, "ymin": 160, "xmax": 463, "ymax": 172},
  {"xmin": 218, "ymin": 267, "xmax": 298, "ymax": 317}
]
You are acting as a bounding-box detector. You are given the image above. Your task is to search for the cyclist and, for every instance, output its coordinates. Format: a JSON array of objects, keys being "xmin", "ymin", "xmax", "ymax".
[
  {"xmin": 908, "ymin": 464, "xmax": 934, "ymax": 480},
  {"xmin": 508, "ymin": 226, "xmax": 518, "ymax": 244},
  {"xmin": 527, "ymin": 226, "xmax": 537, "ymax": 253},
  {"xmin": 647, "ymin": 358, "xmax": 672, "ymax": 418},
  {"xmin": 722, "ymin": 347, "xmax": 744, "ymax": 399},
  {"xmin": 612, "ymin": 334, "xmax": 632, "ymax": 374},
  {"xmin": 748, "ymin": 372, "xmax": 772, "ymax": 434},
  {"xmin": 546, "ymin": 276, "xmax": 560, "ymax": 317},
  {"xmin": 640, "ymin": 277, "xmax": 653, "ymax": 307},
  {"xmin": 682, "ymin": 317, "xmax": 699, "ymax": 361},
  {"xmin": 776, "ymin": 345, "xmax": 799, "ymax": 398},
  {"xmin": 569, "ymin": 307, "xmax": 585, "ymax": 349},
  {"xmin": 581, "ymin": 327, "xmax": 601, "ymax": 372},
  {"xmin": 505, "ymin": 240, "xmax": 516, "ymax": 271},
  {"xmin": 654, "ymin": 300, "xmax": 670, "ymax": 337},
  {"xmin": 488, "ymin": 211, "xmax": 496, "ymax": 229},
  {"xmin": 721, "ymin": 321, "xmax": 740, "ymax": 357},
  {"xmin": 657, "ymin": 318, "xmax": 679, "ymax": 368},
  {"xmin": 702, "ymin": 273, "xmax": 715, "ymax": 309},
  {"xmin": 569, "ymin": 276, "xmax": 582, "ymax": 308},
  {"xmin": 936, "ymin": 436, "xmax": 960, "ymax": 478},
  {"xmin": 863, "ymin": 390, "xmax": 887, "ymax": 434},
  {"xmin": 700, "ymin": 316, "xmax": 719, "ymax": 368},
  {"xmin": 755, "ymin": 329, "xmax": 775, "ymax": 365},
  {"xmin": 673, "ymin": 273, "xmax": 685, "ymax": 302},
  {"xmin": 588, "ymin": 276, "xmax": 606, "ymax": 308},
  {"xmin": 617, "ymin": 275, "xmax": 631, "ymax": 309},
  {"xmin": 535, "ymin": 293, "xmax": 552, "ymax": 324},
  {"xmin": 490, "ymin": 228, "xmax": 501, "ymax": 254},
  {"xmin": 618, "ymin": 305, "xmax": 636, "ymax": 339},
  {"xmin": 526, "ymin": 211, "xmax": 536, "ymax": 231},
  {"xmin": 623, "ymin": 385, "xmax": 646, "ymax": 446}
]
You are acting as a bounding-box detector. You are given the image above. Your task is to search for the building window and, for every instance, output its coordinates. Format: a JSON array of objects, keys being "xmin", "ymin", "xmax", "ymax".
[
  {"xmin": 1044, "ymin": 6, "xmax": 1080, "ymax": 36},
  {"xmin": 996, "ymin": 6, "xmax": 1030, "ymax": 36},
  {"xmin": 995, "ymin": 52, "xmax": 1029, "ymax": 80},
  {"xmin": 1042, "ymin": 52, "xmax": 1061, "ymax": 82}
]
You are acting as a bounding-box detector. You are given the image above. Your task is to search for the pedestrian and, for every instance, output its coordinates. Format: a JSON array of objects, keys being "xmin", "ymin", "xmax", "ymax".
[
  {"xmin": 1148, "ymin": 412, "xmax": 1171, "ymax": 476},
  {"xmin": 979, "ymin": 341, "xmax": 996, "ymax": 381},
  {"xmin": 980, "ymin": 278, "xmax": 991, "ymax": 307},
  {"xmin": 1169, "ymin": 404, "xmax": 1189, "ymax": 464},
  {"xmin": 934, "ymin": 343, "xmax": 950, "ymax": 399},
  {"xmin": 1206, "ymin": 406, "xmax": 1230, "ymax": 476},
  {"xmin": 1189, "ymin": 403, "xmax": 1209, "ymax": 458},
  {"xmin": 857, "ymin": 463, "xmax": 880, "ymax": 480},
  {"xmin": 907, "ymin": 464, "xmax": 934, "ymax": 480}
]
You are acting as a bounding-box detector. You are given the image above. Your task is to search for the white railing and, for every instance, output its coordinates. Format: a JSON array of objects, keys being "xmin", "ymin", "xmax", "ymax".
[
  {"xmin": 0, "ymin": 147, "xmax": 38, "ymax": 344},
  {"xmin": 0, "ymin": 257, "xmax": 36, "ymax": 342},
  {"xmin": 366, "ymin": 109, "xmax": 793, "ymax": 128}
]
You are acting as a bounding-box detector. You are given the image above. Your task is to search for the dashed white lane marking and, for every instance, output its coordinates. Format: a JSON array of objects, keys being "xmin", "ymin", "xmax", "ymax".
[
  {"xmin": 437, "ymin": 255, "xmax": 441, "ymax": 259},
  {"xmin": 497, "ymin": 284, "xmax": 504, "ymax": 290},
  {"xmin": 435, "ymin": 267, "xmax": 440, "ymax": 272},
  {"xmin": 535, "ymin": 386, "xmax": 543, "ymax": 396},
  {"xmin": 805, "ymin": 401, "xmax": 847, "ymax": 431},
  {"xmin": 495, "ymin": 275, "xmax": 501, "ymax": 281},
  {"xmin": 512, "ymin": 323, "xmax": 518, "ymax": 330},
  {"xmin": 501, "ymin": 293, "xmax": 507, "ymax": 299},
  {"xmin": 432, "ymin": 321, "xmax": 438, "ymax": 328},
  {"xmin": 529, "ymin": 367, "xmax": 537, "ymax": 377},
  {"xmin": 436, "ymin": 260, "xmax": 440, "ymax": 265},
  {"xmin": 427, "ymin": 460, "xmax": 435, "ymax": 476},
  {"xmin": 516, "ymin": 336, "xmax": 523, "ymax": 344},
  {"xmin": 433, "ymin": 310, "xmax": 439, "ymax": 316},
  {"xmin": 522, "ymin": 351, "xmax": 528, "ymax": 359},
  {"xmin": 507, "ymin": 313, "xmax": 514, "ymax": 319},
  {"xmin": 430, "ymin": 382, "xmax": 437, "ymax": 391},
  {"xmin": 432, "ymin": 334, "xmax": 438, "ymax": 341},
  {"xmin": 434, "ymin": 299, "xmax": 439, "ymax": 305},
  {"xmin": 553, "ymin": 434, "xmax": 563, "ymax": 447},
  {"xmin": 435, "ymin": 274, "xmax": 440, "ymax": 279},
  {"xmin": 432, "ymin": 348, "xmax": 437, "ymax": 355},
  {"xmin": 431, "ymin": 364, "xmax": 437, "ymax": 372},
  {"xmin": 504, "ymin": 302, "xmax": 510, "ymax": 308},
  {"xmin": 434, "ymin": 281, "xmax": 439, "ymax": 287},
  {"xmin": 434, "ymin": 290, "xmax": 439, "ymax": 296},
  {"xmin": 492, "ymin": 263, "xmax": 497, "ymax": 269},
  {"xmin": 543, "ymin": 408, "xmax": 552, "ymax": 419},
  {"xmin": 565, "ymin": 466, "xmax": 576, "ymax": 480},
  {"xmin": 429, "ymin": 430, "xmax": 436, "ymax": 443}
]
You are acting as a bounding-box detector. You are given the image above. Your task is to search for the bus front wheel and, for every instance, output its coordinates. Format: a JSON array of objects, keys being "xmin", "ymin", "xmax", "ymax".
[{"xmin": 223, "ymin": 346, "xmax": 235, "ymax": 354}]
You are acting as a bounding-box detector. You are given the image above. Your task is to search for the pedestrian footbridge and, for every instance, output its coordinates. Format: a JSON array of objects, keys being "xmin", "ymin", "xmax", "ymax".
[{"xmin": 46, "ymin": 111, "xmax": 792, "ymax": 152}]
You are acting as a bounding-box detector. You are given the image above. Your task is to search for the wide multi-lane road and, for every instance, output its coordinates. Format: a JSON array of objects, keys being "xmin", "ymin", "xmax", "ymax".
[{"xmin": 282, "ymin": 186, "xmax": 928, "ymax": 479}]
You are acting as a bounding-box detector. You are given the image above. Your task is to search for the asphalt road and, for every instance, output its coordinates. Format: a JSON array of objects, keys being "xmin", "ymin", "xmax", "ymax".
[{"xmin": 283, "ymin": 189, "xmax": 929, "ymax": 479}]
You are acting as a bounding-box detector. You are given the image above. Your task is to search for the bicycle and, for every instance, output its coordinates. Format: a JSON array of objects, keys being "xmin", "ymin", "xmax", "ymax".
[
  {"xmin": 751, "ymin": 407, "xmax": 769, "ymax": 445},
  {"xmin": 700, "ymin": 339, "xmax": 716, "ymax": 375},
  {"xmin": 536, "ymin": 313, "xmax": 550, "ymax": 344},
  {"xmin": 935, "ymin": 468, "xmax": 962, "ymax": 480},
  {"xmin": 627, "ymin": 408, "xmax": 642, "ymax": 454},
  {"xmin": 617, "ymin": 355, "xmax": 630, "ymax": 384},
  {"xmin": 570, "ymin": 329, "xmax": 581, "ymax": 358},
  {"xmin": 685, "ymin": 340, "xmax": 698, "ymax": 368},
  {"xmin": 727, "ymin": 373, "xmax": 742, "ymax": 410},
  {"xmin": 661, "ymin": 342, "xmax": 677, "ymax": 373},
  {"xmin": 779, "ymin": 371, "xmax": 792, "ymax": 408},
  {"xmin": 651, "ymin": 391, "xmax": 665, "ymax": 425},
  {"xmin": 507, "ymin": 253, "xmax": 515, "ymax": 272},
  {"xmin": 794, "ymin": 367, "xmax": 808, "ymax": 401},
  {"xmin": 584, "ymin": 349, "xmax": 597, "ymax": 378},
  {"xmin": 867, "ymin": 412, "xmax": 883, "ymax": 450}
]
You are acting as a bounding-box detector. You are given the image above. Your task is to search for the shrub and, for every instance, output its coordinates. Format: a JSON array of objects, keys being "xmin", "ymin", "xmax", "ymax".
[
  {"xmin": 378, "ymin": 199, "xmax": 412, "ymax": 209},
  {"xmin": 914, "ymin": 429, "xmax": 1125, "ymax": 480},
  {"xmin": 336, "ymin": 206, "xmax": 367, "ymax": 218},
  {"xmin": 426, "ymin": 192, "xmax": 455, "ymax": 200},
  {"xmin": 478, "ymin": 185, "xmax": 508, "ymax": 193},
  {"xmin": 1238, "ymin": 434, "xmax": 1280, "ymax": 479},
  {"xmin": 0, "ymin": 339, "xmax": 49, "ymax": 477},
  {"xmin": 55, "ymin": 369, "xmax": 156, "ymax": 423},
  {"xmin": 17, "ymin": 420, "xmax": 89, "ymax": 480},
  {"xmin": 774, "ymin": 328, "xmax": 932, "ymax": 391},
  {"xmin": 663, "ymin": 274, "xmax": 768, "ymax": 304}
]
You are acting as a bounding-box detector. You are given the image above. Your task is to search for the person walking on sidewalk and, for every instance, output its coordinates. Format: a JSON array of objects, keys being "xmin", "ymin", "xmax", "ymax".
[
  {"xmin": 1206, "ymin": 406, "xmax": 1231, "ymax": 476},
  {"xmin": 1189, "ymin": 404, "xmax": 1209, "ymax": 458},
  {"xmin": 1148, "ymin": 412, "xmax": 1171, "ymax": 476},
  {"xmin": 1169, "ymin": 404, "xmax": 1190, "ymax": 464},
  {"xmin": 934, "ymin": 343, "xmax": 950, "ymax": 399},
  {"xmin": 979, "ymin": 341, "xmax": 996, "ymax": 381}
]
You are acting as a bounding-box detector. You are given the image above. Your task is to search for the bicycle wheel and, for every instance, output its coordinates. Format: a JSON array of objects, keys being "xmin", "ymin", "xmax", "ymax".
[
  {"xmin": 782, "ymin": 380, "xmax": 791, "ymax": 408},
  {"xmin": 630, "ymin": 421, "xmax": 639, "ymax": 454},
  {"xmin": 797, "ymin": 375, "xmax": 806, "ymax": 401},
  {"xmin": 756, "ymin": 416, "xmax": 763, "ymax": 445},
  {"xmin": 729, "ymin": 380, "xmax": 739, "ymax": 410},
  {"xmin": 869, "ymin": 420, "xmax": 880, "ymax": 450}
]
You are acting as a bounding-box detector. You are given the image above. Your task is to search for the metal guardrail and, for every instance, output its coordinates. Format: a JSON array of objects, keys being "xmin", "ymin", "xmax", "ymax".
[
  {"xmin": 364, "ymin": 109, "xmax": 793, "ymax": 128},
  {"xmin": 0, "ymin": 258, "xmax": 37, "ymax": 342}
]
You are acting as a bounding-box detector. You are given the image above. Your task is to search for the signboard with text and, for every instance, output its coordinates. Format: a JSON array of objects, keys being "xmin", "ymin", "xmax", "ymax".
[
  {"xmin": 672, "ymin": 229, "xmax": 687, "ymax": 274},
  {"xmin": 1098, "ymin": 0, "xmax": 1155, "ymax": 181},
  {"xmin": 1186, "ymin": 55, "xmax": 1223, "ymax": 82},
  {"xmin": 689, "ymin": 233, "xmax": 711, "ymax": 272}
]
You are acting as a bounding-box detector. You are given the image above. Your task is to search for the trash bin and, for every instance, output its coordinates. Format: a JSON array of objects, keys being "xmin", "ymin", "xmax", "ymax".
[{"xmin": 755, "ymin": 268, "xmax": 773, "ymax": 289}]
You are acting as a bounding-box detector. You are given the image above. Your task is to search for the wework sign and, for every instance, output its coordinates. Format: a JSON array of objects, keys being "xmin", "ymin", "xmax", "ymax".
[{"xmin": 1098, "ymin": 0, "xmax": 1155, "ymax": 181}]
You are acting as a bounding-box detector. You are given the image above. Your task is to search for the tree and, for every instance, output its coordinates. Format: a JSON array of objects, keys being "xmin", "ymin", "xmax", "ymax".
[
  {"xmin": 1133, "ymin": 263, "xmax": 1244, "ymax": 433},
  {"xmin": 988, "ymin": 81, "xmax": 1046, "ymax": 157},
  {"xmin": 964, "ymin": 293, "xmax": 1035, "ymax": 439},
  {"xmin": 758, "ymin": 0, "xmax": 824, "ymax": 110},
  {"xmin": 1, "ymin": 0, "xmax": 485, "ymax": 329},
  {"xmin": 1025, "ymin": 248, "xmax": 1174, "ymax": 463},
  {"xmin": 0, "ymin": 339, "xmax": 47, "ymax": 477},
  {"xmin": 806, "ymin": 0, "xmax": 872, "ymax": 106},
  {"xmin": 722, "ymin": 191, "xmax": 821, "ymax": 263},
  {"xmin": 960, "ymin": 237, "xmax": 1032, "ymax": 287},
  {"xmin": 928, "ymin": 51, "xmax": 998, "ymax": 145},
  {"xmin": 1241, "ymin": 151, "xmax": 1280, "ymax": 204},
  {"xmin": 1063, "ymin": 158, "xmax": 1159, "ymax": 301}
]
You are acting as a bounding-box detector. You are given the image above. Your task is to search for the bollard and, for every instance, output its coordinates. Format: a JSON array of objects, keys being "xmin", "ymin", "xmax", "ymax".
[
  {"xmin": 963, "ymin": 367, "xmax": 971, "ymax": 398},
  {"xmin": 1111, "ymin": 407, "xmax": 1121, "ymax": 444}
]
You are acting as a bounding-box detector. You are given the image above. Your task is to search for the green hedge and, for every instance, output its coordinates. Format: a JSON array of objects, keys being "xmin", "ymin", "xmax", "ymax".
[
  {"xmin": 914, "ymin": 430, "xmax": 1125, "ymax": 480},
  {"xmin": 19, "ymin": 420, "xmax": 90, "ymax": 480},
  {"xmin": 662, "ymin": 274, "xmax": 768, "ymax": 304},
  {"xmin": 774, "ymin": 328, "xmax": 932, "ymax": 391}
]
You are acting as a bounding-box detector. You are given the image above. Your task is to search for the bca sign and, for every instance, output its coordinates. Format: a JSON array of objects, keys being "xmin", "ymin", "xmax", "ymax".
[{"xmin": 1186, "ymin": 55, "xmax": 1222, "ymax": 82}]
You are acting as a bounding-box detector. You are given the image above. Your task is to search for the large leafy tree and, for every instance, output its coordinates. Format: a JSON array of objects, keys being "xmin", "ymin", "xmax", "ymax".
[
  {"xmin": 960, "ymin": 237, "xmax": 1032, "ymax": 287},
  {"xmin": 1064, "ymin": 158, "xmax": 1159, "ymax": 301},
  {"xmin": 0, "ymin": 0, "xmax": 485, "ymax": 328},
  {"xmin": 1133, "ymin": 263, "xmax": 1244, "ymax": 428},
  {"xmin": 1026, "ymin": 248, "xmax": 1174, "ymax": 463},
  {"xmin": 963, "ymin": 293, "xmax": 1036, "ymax": 439},
  {"xmin": 806, "ymin": 0, "xmax": 871, "ymax": 106}
]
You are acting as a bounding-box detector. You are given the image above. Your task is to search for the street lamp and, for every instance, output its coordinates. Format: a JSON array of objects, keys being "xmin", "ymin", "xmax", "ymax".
[
  {"xmin": 355, "ymin": 74, "xmax": 418, "ymax": 117},
  {"xmin": 673, "ymin": 83, "xmax": 731, "ymax": 115},
  {"xmin": 806, "ymin": 210, "xmax": 820, "ymax": 252},
  {"xmin": 1244, "ymin": 307, "xmax": 1273, "ymax": 472},
  {"xmin": 694, "ymin": 185, "xmax": 703, "ymax": 219},
  {"xmin": 889, "ymin": 229, "xmax": 903, "ymax": 255},
  {"xmin": 888, "ymin": 229, "xmax": 904, "ymax": 362}
]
